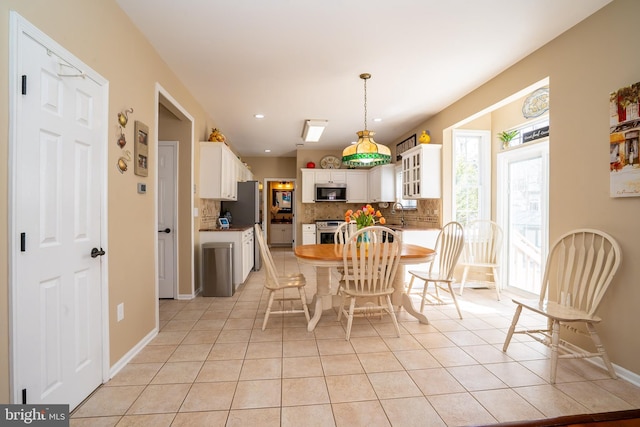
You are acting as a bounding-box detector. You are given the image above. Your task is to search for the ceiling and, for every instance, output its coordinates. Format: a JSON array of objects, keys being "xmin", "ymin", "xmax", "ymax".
[{"xmin": 116, "ymin": 0, "xmax": 611, "ymax": 158}]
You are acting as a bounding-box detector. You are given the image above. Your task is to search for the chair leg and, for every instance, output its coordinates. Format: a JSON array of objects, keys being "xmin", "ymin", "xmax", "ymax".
[
  {"xmin": 586, "ymin": 322, "xmax": 617, "ymax": 379},
  {"xmin": 447, "ymin": 282, "xmax": 463, "ymax": 319},
  {"xmin": 550, "ymin": 319, "xmax": 560, "ymax": 384},
  {"xmin": 386, "ymin": 295, "xmax": 401, "ymax": 337},
  {"xmin": 420, "ymin": 280, "xmax": 428, "ymax": 313},
  {"xmin": 337, "ymin": 292, "xmax": 347, "ymax": 321},
  {"xmin": 407, "ymin": 275, "xmax": 416, "ymax": 294},
  {"xmin": 492, "ymin": 267, "xmax": 501, "ymax": 301},
  {"xmin": 503, "ymin": 304, "xmax": 523, "ymax": 351},
  {"xmin": 460, "ymin": 266, "xmax": 469, "ymax": 296},
  {"xmin": 262, "ymin": 290, "xmax": 276, "ymax": 331},
  {"xmin": 299, "ymin": 287, "xmax": 311, "ymax": 323},
  {"xmin": 345, "ymin": 297, "xmax": 357, "ymax": 341}
]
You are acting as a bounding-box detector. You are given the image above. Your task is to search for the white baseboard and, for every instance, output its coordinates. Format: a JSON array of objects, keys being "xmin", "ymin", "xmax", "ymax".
[{"xmin": 108, "ymin": 327, "xmax": 158, "ymax": 380}]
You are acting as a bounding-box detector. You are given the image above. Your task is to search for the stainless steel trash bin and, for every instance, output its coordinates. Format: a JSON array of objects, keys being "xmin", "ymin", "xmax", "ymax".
[{"xmin": 201, "ymin": 242, "xmax": 234, "ymax": 297}]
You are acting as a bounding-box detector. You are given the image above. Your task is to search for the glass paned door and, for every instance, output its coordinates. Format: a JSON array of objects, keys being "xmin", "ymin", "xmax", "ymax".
[{"xmin": 498, "ymin": 141, "xmax": 548, "ymax": 295}]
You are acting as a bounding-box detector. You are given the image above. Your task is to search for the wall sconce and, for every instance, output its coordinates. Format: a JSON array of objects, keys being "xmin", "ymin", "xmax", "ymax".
[
  {"xmin": 118, "ymin": 108, "xmax": 133, "ymax": 127},
  {"xmin": 301, "ymin": 119, "xmax": 328, "ymax": 142}
]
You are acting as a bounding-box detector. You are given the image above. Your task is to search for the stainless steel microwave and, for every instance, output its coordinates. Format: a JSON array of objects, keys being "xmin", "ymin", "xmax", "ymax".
[{"xmin": 315, "ymin": 183, "xmax": 347, "ymax": 202}]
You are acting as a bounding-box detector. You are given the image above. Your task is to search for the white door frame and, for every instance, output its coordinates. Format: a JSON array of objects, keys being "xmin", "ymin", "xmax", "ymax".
[
  {"xmin": 154, "ymin": 84, "xmax": 195, "ymax": 316},
  {"xmin": 8, "ymin": 12, "xmax": 111, "ymax": 402},
  {"xmin": 497, "ymin": 139, "xmax": 549, "ymax": 295},
  {"xmin": 262, "ymin": 177, "xmax": 297, "ymax": 246},
  {"xmin": 158, "ymin": 141, "xmax": 178, "ymax": 299}
]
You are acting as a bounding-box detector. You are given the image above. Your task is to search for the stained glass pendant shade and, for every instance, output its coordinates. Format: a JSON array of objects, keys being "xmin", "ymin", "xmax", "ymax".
[{"xmin": 342, "ymin": 73, "xmax": 391, "ymax": 167}]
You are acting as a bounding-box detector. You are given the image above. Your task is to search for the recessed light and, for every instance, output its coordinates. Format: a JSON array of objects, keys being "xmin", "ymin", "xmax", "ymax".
[
  {"xmin": 373, "ymin": 118, "xmax": 382, "ymax": 122},
  {"xmin": 264, "ymin": 149, "xmax": 271, "ymax": 153},
  {"xmin": 254, "ymin": 114, "xmax": 265, "ymax": 119}
]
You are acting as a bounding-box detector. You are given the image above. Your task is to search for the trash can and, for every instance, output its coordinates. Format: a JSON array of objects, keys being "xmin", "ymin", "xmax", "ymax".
[{"xmin": 201, "ymin": 242, "xmax": 234, "ymax": 297}]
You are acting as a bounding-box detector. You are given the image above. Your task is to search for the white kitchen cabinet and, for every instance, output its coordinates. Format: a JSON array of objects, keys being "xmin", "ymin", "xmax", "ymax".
[
  {"xmin": 401, "ymin": 144, "xmax": 441, "ymax": 199},
  {"xmin": 301, "ymin": 169, "xmax": 316, "ymax": 203},
  {"xmin": 368, "ymin": 164, "xmax": 396, "ymax": 203},
  {"xmin": 347, "ymin": 170, "xmax": 368, "ymax": 203},
  {"xmin": 314, "ymin": 170, "xmax": 346, "ymax": 184},
  {"xmin": 270, "ymin": 224, "xmax": 293, "ymax": 246},
  {"xmin": 242, "ymin": 228, "xmax": 254, "ymax": 280},
  {"xmin": 200, "ymin": 228, "xmax": 253, "ymax": 287},
  {"xmin": 199, "ymin": 142, "xmax": 238, "ymax": 200},
  {"xmin": 302, "ymin": 224, "xmax": 316, "ymax": 245}
]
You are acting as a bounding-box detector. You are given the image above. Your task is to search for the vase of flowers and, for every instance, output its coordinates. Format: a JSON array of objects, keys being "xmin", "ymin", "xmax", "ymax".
[{"xmin": 345, "ymin": 205, "xmax": 386, "ymax": 248}]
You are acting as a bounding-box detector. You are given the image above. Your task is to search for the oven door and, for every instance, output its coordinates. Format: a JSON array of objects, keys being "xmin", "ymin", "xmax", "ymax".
[{"xmin": 317, "ymin": 230, "xmax": 337, "ymax": 244}]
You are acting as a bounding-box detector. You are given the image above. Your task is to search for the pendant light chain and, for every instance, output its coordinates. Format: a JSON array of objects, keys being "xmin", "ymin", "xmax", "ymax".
[{"xmin": 363, "ymin": 76, "xmax": 368, "ymax": 131}]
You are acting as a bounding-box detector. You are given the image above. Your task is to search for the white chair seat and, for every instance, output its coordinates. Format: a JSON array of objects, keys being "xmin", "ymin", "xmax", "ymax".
[
  {"xmin": 337, "ymin": 226, "xmax": 402, "ymax": 340},
  {"xmin": 511, "ymin": 298, "xmax": 602, "ymax": 323},
  {"xmin": 502, "ymin": 229, "xmax": 621, "ymax": 384},
  {"xmin": 459, "ymin": 220, "xmax": 503, "ymax": 300},
  {"xmin": 406, "ymin": 222, "xmax": 465, "ymax": 319},
  {"xmin": 255, "ymin": 224, "xmax": 310, "ymax": 330}
]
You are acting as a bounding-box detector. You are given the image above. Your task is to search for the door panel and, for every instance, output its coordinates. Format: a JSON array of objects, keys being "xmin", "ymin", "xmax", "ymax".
[
  {"xmin": 158, "ymin": 142, "xmax": 177, "ymax": 298},
  {"xmin": 498, "ymin": 141, "xmax": 548, "ymax": 295},
  {"xmin": 15, "ymin": 26, "xmax": 105, "ymax": 409}
]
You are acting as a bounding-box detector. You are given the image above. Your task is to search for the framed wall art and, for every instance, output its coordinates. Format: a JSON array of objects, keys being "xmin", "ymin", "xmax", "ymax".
[
  {"xmin": 134, "ymin": 120, "xmax": 149, "ymax": 177},
  {"xmin": 396, "ymin": 133, "xmax": 416, "ymax": 161},
  {"xmin": 609, "ymin": 82, "xmax": 640, "ymax": 197}
]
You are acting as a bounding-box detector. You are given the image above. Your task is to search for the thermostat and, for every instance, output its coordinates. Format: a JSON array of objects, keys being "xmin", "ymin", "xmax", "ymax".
[{"xmin": 137, "ymin": 183, "xmax": 146, "ymax": 194}]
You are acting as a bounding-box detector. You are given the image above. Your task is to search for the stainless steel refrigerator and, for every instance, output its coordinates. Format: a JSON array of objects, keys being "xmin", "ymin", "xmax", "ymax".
[{"xmin": 221, "ymin": 181, "xmax": 261, "ymax": 271}]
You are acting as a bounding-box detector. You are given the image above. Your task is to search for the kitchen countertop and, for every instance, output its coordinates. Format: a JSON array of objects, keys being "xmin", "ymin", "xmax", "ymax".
[
  {"xmin": 385, "ymin": 224, "xmax": 440, "ymax": 231},
  {"xmin": 200, "ymin": 225, "xmax": 253, "ymax": 232}
]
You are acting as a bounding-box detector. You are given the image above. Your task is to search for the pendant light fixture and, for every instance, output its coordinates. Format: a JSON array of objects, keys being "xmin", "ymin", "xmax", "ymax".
[{"xmin": 342, "ymin": 73, "xmax": 391, "ymax": 167}]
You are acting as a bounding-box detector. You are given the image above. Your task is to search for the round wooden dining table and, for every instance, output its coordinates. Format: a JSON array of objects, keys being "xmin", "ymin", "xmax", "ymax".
[{"xmin": 294, "ymin": 243, "xmax": 436, "ymax": 331}]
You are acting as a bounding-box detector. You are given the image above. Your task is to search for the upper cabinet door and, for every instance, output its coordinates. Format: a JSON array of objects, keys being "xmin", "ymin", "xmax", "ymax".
[
  {"xmin": 401, "ymin": 144, "xmax": 441, "ymax": 199},
  {"xmin": 200, "ymin": 142, "xmax": 237, "ymax": 200}
]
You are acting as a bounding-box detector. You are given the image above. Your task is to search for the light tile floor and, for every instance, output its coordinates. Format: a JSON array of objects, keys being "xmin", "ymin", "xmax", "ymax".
[{"xmin": 71, "ymin": 248, "xmax": 640, "ymax": 426}]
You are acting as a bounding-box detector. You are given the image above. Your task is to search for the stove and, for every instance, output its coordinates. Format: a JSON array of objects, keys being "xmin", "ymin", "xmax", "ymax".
[{"xmin": 315, "ymin": 219, "xmax": 345, "ymax": 244}]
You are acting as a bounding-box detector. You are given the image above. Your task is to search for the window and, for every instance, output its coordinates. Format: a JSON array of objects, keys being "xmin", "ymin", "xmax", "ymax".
[
  {"xmin": 504, "ymin": 118, "xmax": 550, "ymax": 149},
  {"xmin": 452, "ymin": 130, "xmax": 490, "ymax": 225}
]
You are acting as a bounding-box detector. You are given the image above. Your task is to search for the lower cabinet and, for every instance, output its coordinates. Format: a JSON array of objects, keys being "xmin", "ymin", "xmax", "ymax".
[
  {"xmin": 200, "ymin": 228, "xmax": 253, "ymax": 288},
  {"xmin": 270, "ymin": 224, "xmax": 293, "ymax": 246}
]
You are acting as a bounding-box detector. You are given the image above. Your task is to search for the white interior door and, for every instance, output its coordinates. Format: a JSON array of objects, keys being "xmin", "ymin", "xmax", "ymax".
[
  {"xmin": 12, "ymin": 15, "xmax": 107, "ymax": 409},
  {"xmin": 158, "ymin": 142, "xmax": 177, "ymax": 298},
  {"xmin": 498, "ymin": 140, "xmax": 549, "ymax": 295}
]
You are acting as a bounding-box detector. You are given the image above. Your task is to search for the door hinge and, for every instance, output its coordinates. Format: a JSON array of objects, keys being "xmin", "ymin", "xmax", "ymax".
[
  {"xmin": 22, "ymin": 388, "xmax": 27, "ymax": 404},
  {"xmin": 21, "ymin": 75, "xmax": 27, "ymax": 95},
  {"xmin": 20, "ymin": 233, "xmax": 26, "ymax": 252}
]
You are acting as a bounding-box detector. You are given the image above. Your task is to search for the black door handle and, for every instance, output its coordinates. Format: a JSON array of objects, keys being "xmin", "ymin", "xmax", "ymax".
[
  {"xmin": 91, "ymin": 247, "xmax": 105, "ymax": 258},
  {"xmin": 158, "ymin": 228, "xmax": 171, "ymax": 233}
]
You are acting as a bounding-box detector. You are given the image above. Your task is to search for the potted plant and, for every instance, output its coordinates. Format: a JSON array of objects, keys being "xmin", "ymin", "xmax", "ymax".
[{"xmin": 498, "ymin": 130, "xmax": 519, "ymax": 149}]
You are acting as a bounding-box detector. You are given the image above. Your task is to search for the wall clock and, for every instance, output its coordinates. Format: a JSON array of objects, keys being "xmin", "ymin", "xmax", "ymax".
[{"xmin": 320, "ymin": 155, "xmax": 342, "ymax": 169}]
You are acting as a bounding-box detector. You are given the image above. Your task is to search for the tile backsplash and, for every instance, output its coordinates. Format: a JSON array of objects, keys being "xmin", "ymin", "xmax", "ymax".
[
  {"xmin": 298, "ymin": 199, "xmax": 440, "ymax": 228},
  {"xmin": 199, "ymin": 198, "xmax": 220, "ymax": 229}
]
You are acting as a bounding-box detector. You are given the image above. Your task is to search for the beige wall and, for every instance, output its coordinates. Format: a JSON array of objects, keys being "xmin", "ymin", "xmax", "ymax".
[
  {"xmin": 0, "ymin": 0, "xmax": 218, "ymax": 401},
  {"xmin": 388, "ymin": 0, "xmax": 640, "ymax": 375}
]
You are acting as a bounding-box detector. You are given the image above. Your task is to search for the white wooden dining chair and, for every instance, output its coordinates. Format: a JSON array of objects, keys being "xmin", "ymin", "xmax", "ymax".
[
  {"xmin": 459, "ymin": 220, "xmax": 503, "ymax": 300},
  {"xmin": 254, "ymin": 224, "xmax": 310, "ymax": 330},
  {"xmin": 337, "ymin": 226, "xmax": 402, "ymax": 340},
  {"xmin": 406, "ymin": 222, "xmax": 465, "ymax": 319},
  {"xmin": 334, "ymin": 220, "xmax": 357, "ymax": 245},
  {"xmin": 502, "ymin": 229, "xmax": 622, "ymax": 384}
]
